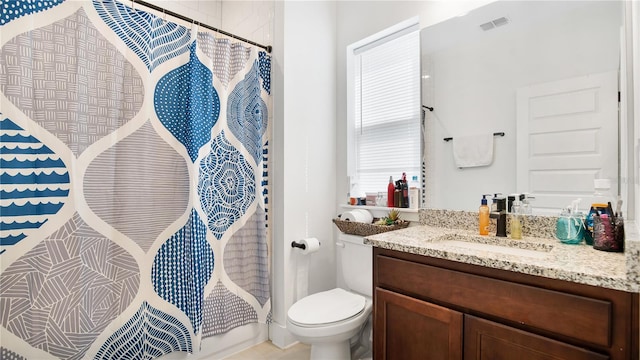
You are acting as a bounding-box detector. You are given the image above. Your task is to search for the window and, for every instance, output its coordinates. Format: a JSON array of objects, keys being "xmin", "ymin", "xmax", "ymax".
[{"xmin": 347, "ymin": 18, "xmax": 421, "ymax": 196}]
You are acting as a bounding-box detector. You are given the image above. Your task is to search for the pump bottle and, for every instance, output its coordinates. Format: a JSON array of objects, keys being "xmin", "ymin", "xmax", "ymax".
[
  {"xmin": 387, "ymin": 176, "xmax": 395, "ymax": 207},
  {"xmin": 510, "ymin": 200, "xmax": 523, "ymax": 240},
  {"xmin": 479, "ymin": 195, "xmax": 490, "ymax": 235},
  {"xmin": 401, "ymin": 173, "xmax": 409, "ymax": 208}
]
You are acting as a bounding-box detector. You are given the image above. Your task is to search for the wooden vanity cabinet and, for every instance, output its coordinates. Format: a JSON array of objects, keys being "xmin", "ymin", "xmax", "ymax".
[
  {"xmin": 373, "ymin": 248, "xmax": 639, "ymax": 360},
  {"xmin": 375, "ymin": 287, "xmax": 463, "ymax": 359}
]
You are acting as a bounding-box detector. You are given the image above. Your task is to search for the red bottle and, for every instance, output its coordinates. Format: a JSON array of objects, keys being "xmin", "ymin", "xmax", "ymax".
[{"xmin": 387, "ymin": 176, "xmax": 394, "ymax": 207}]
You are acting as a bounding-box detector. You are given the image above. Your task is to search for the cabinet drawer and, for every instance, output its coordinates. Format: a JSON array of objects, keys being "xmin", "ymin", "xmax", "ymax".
[
  {"xmin": 464, "ymin": 315, "xmax": 609, "ymax": 360},
  {"xmin": 375, "ymin": 287, "xmax": 463, "ymax": 360},
  {"xmin": 376, "ymin": 255, "xmax": 612, "ymax": 347}
]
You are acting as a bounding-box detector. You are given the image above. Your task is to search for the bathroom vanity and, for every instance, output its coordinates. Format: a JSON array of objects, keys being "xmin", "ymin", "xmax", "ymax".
[{"xmin": 365, "ymin": 212, "xmax": 640, "ymax": 360}]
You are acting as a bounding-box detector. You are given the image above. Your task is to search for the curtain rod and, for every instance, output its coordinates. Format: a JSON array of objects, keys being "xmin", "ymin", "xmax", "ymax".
[{"xmin": 130, "ymin": 0, "xmax": 272, "ymax": 53}]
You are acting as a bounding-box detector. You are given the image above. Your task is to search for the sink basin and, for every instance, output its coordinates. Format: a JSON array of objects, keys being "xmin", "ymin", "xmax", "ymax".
[{"xmin": 436, "ymin": 234, "xmax": 554, "ymax": 259}]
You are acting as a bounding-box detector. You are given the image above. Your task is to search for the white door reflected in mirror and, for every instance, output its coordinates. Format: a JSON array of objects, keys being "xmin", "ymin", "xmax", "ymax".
[{"xmin": 516, "ymin": 71, "xmax": 618, "ymax": 213}]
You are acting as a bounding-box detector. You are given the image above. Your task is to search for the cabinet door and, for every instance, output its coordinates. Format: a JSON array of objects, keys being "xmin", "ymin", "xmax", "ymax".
[
  {"xmin": 374, "ymin": 288, "xmax": 463, "ymax": 360},
  {"xmin": 464, "ymin": 315, "xmax": 609, "ymax": 360}
]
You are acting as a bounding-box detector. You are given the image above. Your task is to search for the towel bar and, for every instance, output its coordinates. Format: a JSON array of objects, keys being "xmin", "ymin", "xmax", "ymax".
[{"xmin": 443, "ymin": 132, "xmax": 504, "ymax": 142}]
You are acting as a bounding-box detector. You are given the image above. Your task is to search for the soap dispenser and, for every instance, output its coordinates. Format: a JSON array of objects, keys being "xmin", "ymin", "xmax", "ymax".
[
  {"xmin": 510, "ymin": 200, "xmax": 523, "ymax": 240},
  {"xmin": 521, "ymin": 193, "xmax": 535, "ymax": 214},
  {"xmin": 556, "ymin": 199, "xmax": 585, "ymax": 245},
  {"xmin": 479, "ymin": 195, "xmax": 490, "ymax": 235}
]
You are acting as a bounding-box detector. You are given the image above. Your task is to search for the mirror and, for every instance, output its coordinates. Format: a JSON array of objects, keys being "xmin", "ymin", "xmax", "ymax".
[{"xmin": 421, "ymin": 0, "xmax": 624, "ymax": 213}]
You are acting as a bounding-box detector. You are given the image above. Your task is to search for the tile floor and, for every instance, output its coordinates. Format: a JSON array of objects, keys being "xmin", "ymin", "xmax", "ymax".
[{"xmin": 223, "ymin": 341, "xmax": 310, "ymax": 360}]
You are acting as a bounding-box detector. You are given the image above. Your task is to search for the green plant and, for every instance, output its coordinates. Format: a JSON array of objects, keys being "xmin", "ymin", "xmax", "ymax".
[{"xmin": 375, "ymin": 209, "xmax": 403, "ymax": 226}]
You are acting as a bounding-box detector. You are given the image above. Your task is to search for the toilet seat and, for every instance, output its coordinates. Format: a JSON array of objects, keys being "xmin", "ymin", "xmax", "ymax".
[{"xmin": 288, "ymin": 288, "xmax": 366, "ymax": 326}]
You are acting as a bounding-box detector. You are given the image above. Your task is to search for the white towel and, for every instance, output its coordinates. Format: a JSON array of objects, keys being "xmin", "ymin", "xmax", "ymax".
[{"xmin": 452, "ymin": 134, "xmax": 494, "ymax": 168}]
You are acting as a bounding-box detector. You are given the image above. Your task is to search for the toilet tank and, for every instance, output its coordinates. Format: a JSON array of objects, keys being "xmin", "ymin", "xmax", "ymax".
[{"xmin": 338, "ymin": 233, "xmax": 372, "ymax": 297}]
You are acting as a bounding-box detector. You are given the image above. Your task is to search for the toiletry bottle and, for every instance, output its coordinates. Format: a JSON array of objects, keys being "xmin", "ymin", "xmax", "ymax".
[
  {"xmin": 387, "ymin": 176, "xmax": 394, "ymax": 207},
  {"xmin": 401, "ymin": 172, "xmax": 409, "ymax": 208},
  {"xmin": 585, "ymin": 179, "xmax": 612, "ymax": 245},
  {"xmin": 556, "ymin": 206, "xmax": 571, "ymax": 243},
  {"xmin": 394, "ymin": 180, "xmax": 402, "ymax": 207},
  {"xmin": 409, "ymin": 176, "xmax": 420, "ymax": 209},
  {"xmin": 556, "ymin": 199, "xmax": 585, "ymax": 245},
  {"xmin": 507, "ymin": 193, "xmax": 521, "ymax": 213},
  {"xmin": 350, "ymin": 182, "xmax": 361, "ymax": 206},
  {"xmin": 510, "ymin": 200, "xmax": 523, "ymax": 239},
  {"xmin": 479, "ymin": 195, "xmax": 490, "ymax": 235},
  {"xmin": 521, "ymin": 193, "xmax": 534, "ymax": 214}
]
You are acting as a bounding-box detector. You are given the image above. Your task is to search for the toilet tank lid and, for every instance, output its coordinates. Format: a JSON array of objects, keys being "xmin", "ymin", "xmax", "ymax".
[{"xmin": 288, "ymin": 288, "xmax": 365, "ymax": 325}]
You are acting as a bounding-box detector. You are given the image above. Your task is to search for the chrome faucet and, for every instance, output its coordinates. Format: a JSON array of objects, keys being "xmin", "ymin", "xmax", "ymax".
[{"xmin": 490, "ymin": 197, "xmax": 507, "ymax": 237}]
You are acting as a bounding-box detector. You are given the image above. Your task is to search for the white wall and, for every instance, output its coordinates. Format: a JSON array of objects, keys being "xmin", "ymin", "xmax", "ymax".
[
  {"xmin": 221, "ymin": 1, "xmax": 273, "ymax": 46},
  {"xmin": 145, "ymin": 1, "xmax": 273, "ymax": 47},
  {"xmin": 146, "ymin": 0, "xmax": 222, "ymax": 28},
  {"xmin": 632, "ymin": 1, "xmax": 640, "ymax": 225},
  {"xmin": 424, "ymin": 2, "xmax": 621, "ymax": 211},
  {"xmin": 270, "ymin": 0, "xmax": 337, "ymax": 349}
]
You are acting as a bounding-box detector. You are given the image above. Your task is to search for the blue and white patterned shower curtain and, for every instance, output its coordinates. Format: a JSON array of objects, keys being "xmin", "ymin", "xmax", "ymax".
[{"xmin": 0, "ymin": 0, "xmax": 271, "ymax": 358}]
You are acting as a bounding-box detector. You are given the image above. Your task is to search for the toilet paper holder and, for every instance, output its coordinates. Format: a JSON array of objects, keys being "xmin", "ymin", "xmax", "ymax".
[
  {"xmin": 291, "ymin": 241, "xmax": 306, "ymax": 250},
  {"xmin": 291, "ymin": 240, "xmax": 321, "ymax": 250}
]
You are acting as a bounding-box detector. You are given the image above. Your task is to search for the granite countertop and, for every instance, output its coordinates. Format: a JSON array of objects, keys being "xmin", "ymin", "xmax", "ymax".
[{"xmin": 364, "ymin": 211, "xmax": 640, "ymax": 293}]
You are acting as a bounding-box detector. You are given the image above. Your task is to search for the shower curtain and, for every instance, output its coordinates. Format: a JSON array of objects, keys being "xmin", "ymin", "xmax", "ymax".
[{"xmin": 0, "ymin": 0, "xmax": 271, "ymax": 359}]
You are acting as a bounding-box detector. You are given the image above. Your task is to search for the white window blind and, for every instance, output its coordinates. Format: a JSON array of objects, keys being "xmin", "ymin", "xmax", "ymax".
[{"xmin": 349, "ymin": 21, "xmax": 421, "ymax": 195}]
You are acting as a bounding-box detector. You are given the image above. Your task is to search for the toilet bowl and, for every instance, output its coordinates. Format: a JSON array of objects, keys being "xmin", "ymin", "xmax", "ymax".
[
  {"xmin": 287, "ymin": 233, "xmax": 373, "ymax": 360},
  {"xmin": 287, "ymin": 288, "xmax": 373, "ymax": 360}
]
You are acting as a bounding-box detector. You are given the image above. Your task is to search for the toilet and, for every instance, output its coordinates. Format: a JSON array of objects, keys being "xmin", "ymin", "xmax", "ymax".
[{"xmin": 287, "ymin": 233, "xmax": 373, "ymax": 360}]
